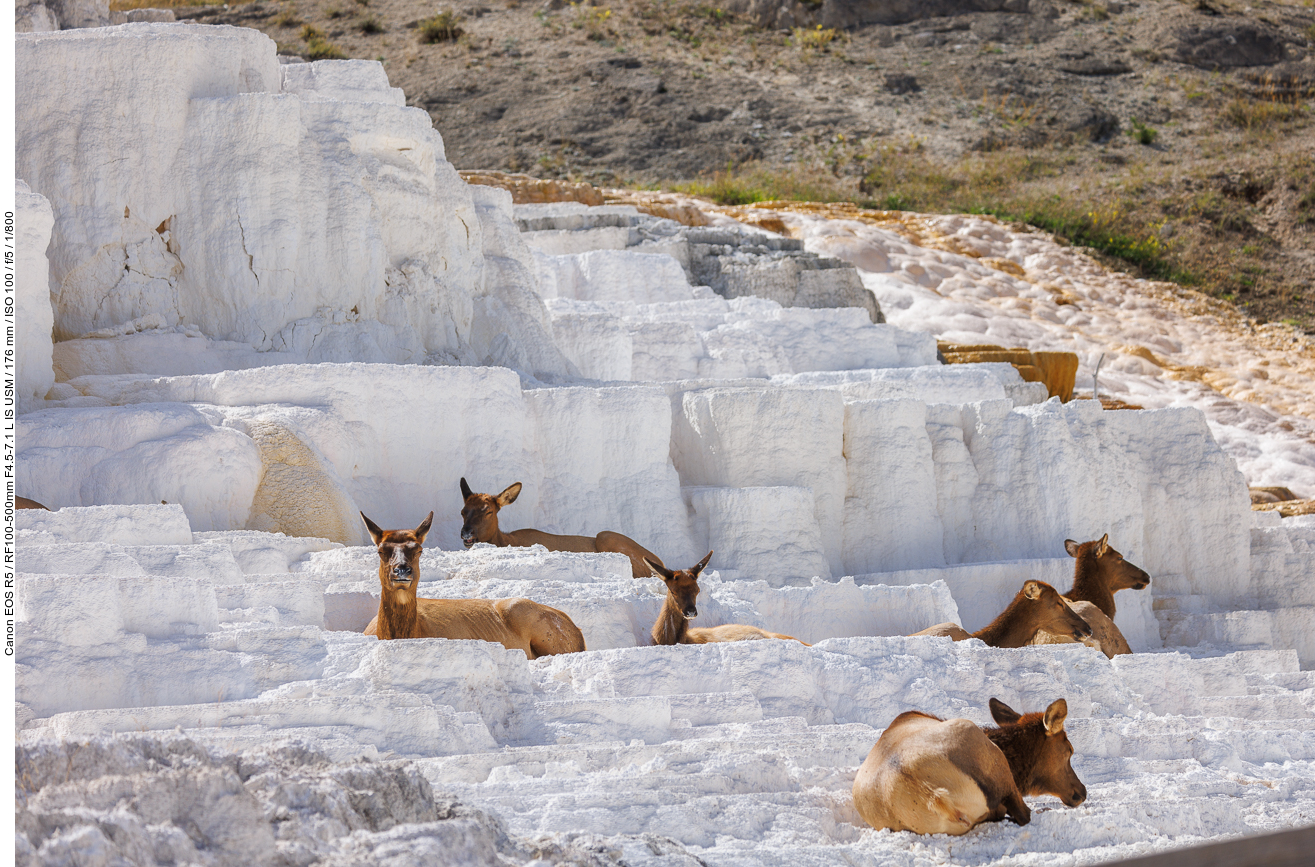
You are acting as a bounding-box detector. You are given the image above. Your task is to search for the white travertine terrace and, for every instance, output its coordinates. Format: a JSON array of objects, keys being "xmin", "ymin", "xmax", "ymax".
[{"xmin": 13, "ymin": 23, "xmax": 1315, "ymax": 867}]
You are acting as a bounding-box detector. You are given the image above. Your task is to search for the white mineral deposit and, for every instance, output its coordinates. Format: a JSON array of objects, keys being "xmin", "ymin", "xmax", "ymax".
[{"xmin": 12, "ymin": 22, "xmax": 1315, "ymax": 867}]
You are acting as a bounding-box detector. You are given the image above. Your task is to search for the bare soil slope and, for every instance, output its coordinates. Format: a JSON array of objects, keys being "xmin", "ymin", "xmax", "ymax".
[{"xmin": 179, "ymin": 0, "xmax": 1315, "ymax": 327}]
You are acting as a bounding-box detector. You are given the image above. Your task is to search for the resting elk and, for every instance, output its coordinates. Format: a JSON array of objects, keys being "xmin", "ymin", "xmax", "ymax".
[
  {"xmin": 459, "ymin": 478, "xmax": 664, "ymax": 578},
  {"xmin": 910, "ymin": 580, "xmax": 1093, "ymax": 647},
  {"xmin": 647, "ymin": 551, "xmax": 809, "ymax": 646},
  {"xmin": 362, "ymin": 511, "xmax": 585, "ymax": 658},
  {"xmin": 1029, "ymin": 534, "xmax": 1151, "ymax": 658},
  {"xmin": 852, "ymin": 697, "xmax": 1085, "ymax": 836}
]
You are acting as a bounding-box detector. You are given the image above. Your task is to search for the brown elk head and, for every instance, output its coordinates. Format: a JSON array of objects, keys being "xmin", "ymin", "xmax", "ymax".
[
  {"xmin": 1016, "ymin": 580, "xmax": 1093, "ymax": 643},
  {"xmin": 987, "ymin": 697, "xmax": 1087, "ymax": 808},
  {"xmin": 1065, "ymin": 534, "xmax": 1150, "ymax": 592},
  {"xmin": 362, "ymin": 511, "xmax": 433, "ymax": 592},
  {"xmin": 459, "ymin": 478, "xmax": 521, "ymax": 548},
  {"xmin": 645, "ymin": 551, "xmax": 713, "ymax": 619}
]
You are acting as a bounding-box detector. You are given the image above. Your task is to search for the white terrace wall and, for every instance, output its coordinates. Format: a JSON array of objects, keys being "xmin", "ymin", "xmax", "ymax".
[
  {"xmin": 14, "ymin": 25, "xmax": 494, "ymax": 369},
  {"xmin": 16, "ymin": 181, "xmax": 55, "ymax": 410},
  {"xmin": 22, "ymin": 363, "xmax": 1254, "ymax": 618}
]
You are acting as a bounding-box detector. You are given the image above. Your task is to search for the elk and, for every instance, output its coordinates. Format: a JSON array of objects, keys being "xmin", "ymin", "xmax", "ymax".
[
  {"xmin": 910, "ymin": 580, "xmax": 1093, "ymax": 647},
  {"xmin": 362, "ymin": 511, "xmax": 585, "ymax": 658},
  {"xmin": 1029, "ymin": 535, "xmax": 1151, "ymax": 658},
  {"xmin": 646, "ymin": 551, "xmax": 808, "ymax": 646},
  {"xmin": 852, "ymin": 710, "xmax": 1028, "ymax": 835},
  {"xmin": 851, "ymin": 697, "xmax": 1085, "ymax": 836},
  {"xmin": 459, "ymin": 478, "xmax": 664, "ymax": 579},
  {"xmin": 15, "ymin": 497, "xmax": 50, "ymax": 510}
]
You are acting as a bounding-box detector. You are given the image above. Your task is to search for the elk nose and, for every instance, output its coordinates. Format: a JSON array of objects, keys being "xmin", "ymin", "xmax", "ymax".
[
  {"xmin": 685, "ymin": 606, "xmax": 698, "ymax": 619},
  {"xmin": 1071, "ymin": 784, "xmax": 1087, "ymax": 806},
  {"xmin": 394, "ymin": 564, "xmax": 412, "ymax": 579}
]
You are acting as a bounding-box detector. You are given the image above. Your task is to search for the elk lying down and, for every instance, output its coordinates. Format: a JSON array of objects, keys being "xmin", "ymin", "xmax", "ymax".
[
  {"xmin": 1029, "ymin": 535, "xmax": 1151, "ymax": 658},
  {"xmin": 910, "ymin": 580, "xmax": 1093, "ymax": 648},
  {"xmin": 459, "ymin": 478, "xmax": 664, "ymax": 579},
  {"xmin": 852, "ymin": 697, "xmax": 1085, "ymax": 836},
  {"xmin": 362, "ymin": 511, "xmax": 585, "ymax": 658},
  {"xmin": 647, "ymin": 551, "xmax": 809, "ymax": 646}
]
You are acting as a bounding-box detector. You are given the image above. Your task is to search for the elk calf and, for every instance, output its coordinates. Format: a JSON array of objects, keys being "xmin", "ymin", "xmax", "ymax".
[
  {"xmin": 647, "ymin": 551, "xmax": 808, "ymax": 646},
  {"xmin": 911, "ymin": 580, "xmax": 1093, "ymax": 648},
  {"xmin": 852, "ymin": 697, "xmax": 1085, "ymax": 836},
  {"xmin": 1030, "ymin": 535, "xmax": 1152, "ymax": 658},
  {"xmin": 459, "ymin": 478, "xmax": 664, "ymax": 579},
  {"xmin": 852, "ymin": 711, "xmax": 1028, "ymax": 835}
]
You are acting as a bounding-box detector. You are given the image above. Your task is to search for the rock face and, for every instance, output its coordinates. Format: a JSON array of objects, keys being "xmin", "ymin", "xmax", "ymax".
[
  {"xmin": 685, "ymin": 226, "xmax": 884, "ymax": 323},
  {"xmin": 518, "ymin": 202, "xmax": 885, "ymax": 324},
  {"xmin": 15, "ymin": 25, "xmax": 564, "ymax": 374},
  {"xmin": 1171, "ymin": 23, "xmax": 1290, "ymax": 69},
  {"xmin": 45, "ymin": 0, "xmax": 107, "ymax": 29},
  {"xmin": 15, "ymin": 1, "xmax": 60, "ymax": 31},
  {"xmin": 15, "ymin": 181, "xmax": 55, "ymax": 409}
]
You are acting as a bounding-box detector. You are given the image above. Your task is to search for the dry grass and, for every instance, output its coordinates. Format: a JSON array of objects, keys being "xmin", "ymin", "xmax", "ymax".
[
  {"xmin": 418, "ymin": 9, "xmax": 464, "ymax": 42},
  {"xmin": 299, "ymin": 24, "xmax": 347, "ymax": 59},
  {"xmin": 662, "ymin": 143, "xmax": 1315, "ymax": 329},
  {"xmin": 1223, "ymin": 97, "xmax": 1308, "ymax": 131}
]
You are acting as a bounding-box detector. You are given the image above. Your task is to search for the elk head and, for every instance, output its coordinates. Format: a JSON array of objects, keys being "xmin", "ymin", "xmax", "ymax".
[
  {"xmin": 362, "ymin": 511, "xmax": 433, "ymax": 593},
  {"xmin": 645, "ymin": 551, "xmax": 713, "ymax": 619},
  {"xmin": 1022, "ymin": 580, "xmax": 1093, "ymax": 642},
  {"xmin": 1065, "ymin": 534, "xmax": 1151, "ymax": 592},
  {"xmin": 459, "ymin": 478, "xmax": 521, "ymax": 548},
  {"xmin": 988, "ymin": 697, "xmax": 1087, "ymax": 808}
]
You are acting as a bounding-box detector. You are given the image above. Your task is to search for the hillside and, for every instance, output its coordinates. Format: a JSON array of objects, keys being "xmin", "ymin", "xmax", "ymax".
[{"xmin": 175, "ymin": 0, "xmax": 1315, "ymax": 328}]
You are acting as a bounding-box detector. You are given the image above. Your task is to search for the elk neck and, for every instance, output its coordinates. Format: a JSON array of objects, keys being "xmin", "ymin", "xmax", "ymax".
[
  {"xmin": 376, "ymin": 568, "xmax": 420, "ymax": 639},
  {"xmin": 652, "ymin": 587, "xmax": 691, "ymax": 646},
  {"xmin": 1067, "ymin": 555, "xmax": 1117, "ymax": 619},
  {"xmin": 983, "ymin": 716, "xmax": 1044, "ymax": 795},
  {"xmin": 971, "ymin": 593, "xmax": 1036, "ymax": 648}
]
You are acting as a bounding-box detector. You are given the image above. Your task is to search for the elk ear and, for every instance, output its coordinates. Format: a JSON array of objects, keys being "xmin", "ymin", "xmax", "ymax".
[
  {"xmin": 361, "ymin": 512, "xmax": 384, "ymax": 546},
  {"xmin": 692, "ymin": 551, "xmax": 713, "ymax": 576},
  {"xmin": 644, "ymin": 556, "xmax": 674, "ymax": 580},
  {"xmin": 1023, "ymin": 580, "xmax": 1043, "ymax": 600},
  {"xmin": 460, "ymin": 477, "xmax": 473, "ymax": 500},
  {"xmin": 1096, "ymin": 534, "xmax": 1109, "ymax": 557},
  {"xmin": 496, "ymin": 482, "xmax": 522, "ymax": 507},
  {"xmin": 989, "ymin": 697, "xmax": 1021, "ymax": 725},
  {"xmin": 1064, "ymin": 539, "xmax": 1080, "ymax": 558},
  {"xmin": 415, "ymin": 511, "xmax": 434, "ymax": 543},
  {"xmin": 1043, "ymin": 698, "xmax": 1068, "ymax": 735}
]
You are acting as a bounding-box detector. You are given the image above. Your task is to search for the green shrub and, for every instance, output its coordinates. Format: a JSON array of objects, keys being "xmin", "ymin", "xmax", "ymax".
[{"xmin": 1128, "ymin": 119, "xmax": 1157, "ymax": 146}]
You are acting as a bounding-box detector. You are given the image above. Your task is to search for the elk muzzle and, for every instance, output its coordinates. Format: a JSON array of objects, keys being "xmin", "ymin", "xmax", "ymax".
[
  {"xmin": 684, "ymin": 604, "xmax": 698, "ymax": 620},
  {"xmin": 1062, "ymin": 780, "xmax": 1088, "ymax": 807},
  {"xmin": 389, "ymin": 562, "xmax": 414, "ymax": 585}
]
